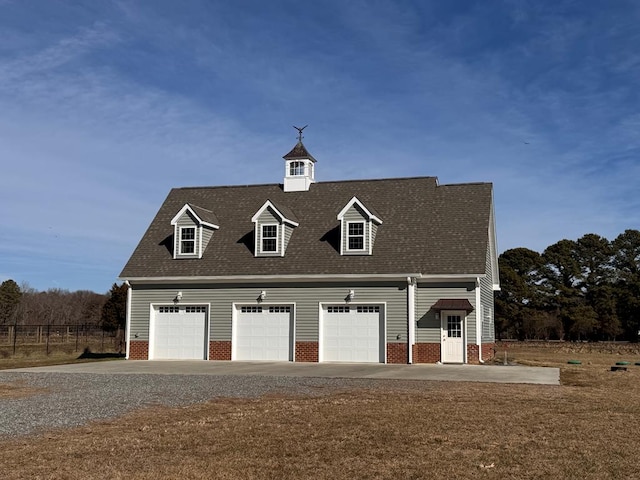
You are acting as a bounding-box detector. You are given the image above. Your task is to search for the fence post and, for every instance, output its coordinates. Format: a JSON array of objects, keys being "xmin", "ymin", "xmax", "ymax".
[
  {"xmin": 75, "ymin": 323, "xmax": 79, "ymax": 352},
  {"xmin": 46, "ymin": 323, "xmax": 50, "ymax": 356},
  {"xmin": 12, "ymin": 323, "xmax": 17, "ymax": 356}
]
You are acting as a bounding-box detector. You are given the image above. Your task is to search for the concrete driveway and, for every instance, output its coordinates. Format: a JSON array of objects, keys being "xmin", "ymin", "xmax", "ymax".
[{"xmin": 6, "ymin": 360, "xmax": 560, "ymax": 385}]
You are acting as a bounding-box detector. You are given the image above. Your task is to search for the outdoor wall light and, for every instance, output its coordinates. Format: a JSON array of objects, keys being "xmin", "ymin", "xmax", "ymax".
[
  {"xmin": 258, "ymin": 290, "xmax": 267, "ymax": 301},
  {"xmin": 347, "ymin": 290, "xmax": 355, "ymax": 302},
  {"xmin": 175, "ymin": 291, "xmax": 183, "ymax": 302},
  {"xmin": 434, "ymin": 312, "xmax": 440, "ymax": 320}
]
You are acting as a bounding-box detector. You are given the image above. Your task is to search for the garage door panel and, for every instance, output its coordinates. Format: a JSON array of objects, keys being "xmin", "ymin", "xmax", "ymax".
[
  {"xmin": 235, "ymin": 306, "xmax": 293, "ymax": 361},
  {"xmin": 153, "ymin": 306, "xmax": 207, "ymax": 360},
  {"xmin": 321, "ymin": 305, "xmax": 384, "ymax": 363}
]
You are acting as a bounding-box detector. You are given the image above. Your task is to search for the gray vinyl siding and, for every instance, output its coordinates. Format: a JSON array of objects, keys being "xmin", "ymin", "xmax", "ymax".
[
  {"xmin": 176, "ymin": 211, "xmax": 197, "ymax": 227},
  {"xmin": 415, "ymin": 282, "xmax": 477, "ymax": 344},
  {"xmin": 480, "ymin": 242, "xmax": 496, "ymax": 343},
  {"xmin": 342, "ymin": 205, "xmax": 370, "ymax": 254},
  {"xmin": 129, "ymin": 281, "xmax": 407, "ymax": 344},
  {"xmin": 371, "ymin": 223, "xmax": 378, "ymax": 250},
  {"xmin": 201, "ymin": 226, "xmax": 214, "ymax": 253},
  {"xmin": 256, "ymin": 208, "xmax": 281, "ymax": 256},
  {"xmin": 283, "ymin": 224, "xmax": 294, "ymax": 252}
]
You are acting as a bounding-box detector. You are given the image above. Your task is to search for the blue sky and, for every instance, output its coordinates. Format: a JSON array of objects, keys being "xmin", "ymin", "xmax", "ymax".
[{"xmin": 1, "ymin": 0, "xmax": 639, "ymax": 293}]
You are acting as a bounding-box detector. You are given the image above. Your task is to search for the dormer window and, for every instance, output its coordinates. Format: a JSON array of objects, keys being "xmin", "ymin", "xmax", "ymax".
[
  {"xmin": 347, "ymin": 222, "xmax": 365, "ymax": 250},
  {"xmin": 337, "ymin": 197, "xmax": 383, "ymax": 256},
  {"xmin": 261, "ymin": 225, "xmax": 278, "ymax": 252},
  {"xmin": 179, "ymin": 227, "xmax": 196, "ymax": 254},
  {"xmin": 251, "ymin": 200, "xmax": 299, "ymax": 257},
  {"xmin": 170, "ymin": 204, "xmax": 220, "ymax": 259}
]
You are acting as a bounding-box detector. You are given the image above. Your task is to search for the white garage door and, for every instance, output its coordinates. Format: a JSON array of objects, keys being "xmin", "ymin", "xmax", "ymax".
[
  {"xmin": 152, "ymin": 305, "xmax": 208, "ymax": 360},
  {"xmin": 321, "ymin": 305, "xmax": 384, "ymax": 363},
  {"xmin": 234, "ymin": 305, "xmax": 293, "ymax": 361}
]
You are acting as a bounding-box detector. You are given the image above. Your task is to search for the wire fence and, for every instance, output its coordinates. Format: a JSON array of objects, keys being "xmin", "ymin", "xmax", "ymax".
[{"xmin": 0, "ymin": 324, "xmax": 124, "ymax": 356}]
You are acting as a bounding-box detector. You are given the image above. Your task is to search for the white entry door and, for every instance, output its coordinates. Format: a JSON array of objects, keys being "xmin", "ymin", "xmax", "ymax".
[
  {"xmin": 442, "ymin": 311, "xmax": 464, "ymax": 363},
  {"xmin": 234, "ymin": 305, "xmax": 293, "ymax": 361},
  {"xmin": 321, "ymin": 305, "xmax": 384, "ymax": 363},
  {"xmin": 152, "ymin": 305, "xmax": 208, "ymax": 360}
]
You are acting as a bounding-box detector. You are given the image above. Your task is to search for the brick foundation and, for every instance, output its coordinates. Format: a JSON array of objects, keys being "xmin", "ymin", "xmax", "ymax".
[
  {"xmin": 295, "ymin": 341, "xmax": 319, "ymax": 362},
  {"xmin": 481, "ymin": 343, "xmax": 496, "ymax": 362},
  {"xmin": 413, "ymin": 343, "xmax": 441, "ymax": 363},
  {"xmin": 209, "ymin": 341, "xmax": 232, "ymax": 360},
  {"xmin": 129, "ymin": 340, "xmax": 149, "ymax": 360},
  {"xmin": 387, "ymin": 342, "xmax": 408, "ymax": 364},
  {"xmin": 467, "ymin": 343, "xmax": 497, "ymax": 364}
]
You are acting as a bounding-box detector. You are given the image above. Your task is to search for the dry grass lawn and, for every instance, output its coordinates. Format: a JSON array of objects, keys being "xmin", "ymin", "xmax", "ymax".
[
  {"xmin": 0, "ymin": 342, "xmax": 123, "ymax": 370},
  {"xmin": 1, "ymin": 343, "xmax": 640, "ymax": 479}
]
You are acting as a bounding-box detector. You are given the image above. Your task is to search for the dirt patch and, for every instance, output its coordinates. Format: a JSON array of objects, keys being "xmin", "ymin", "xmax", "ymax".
[{"xmin": 0, "ymin": 381, "xmax": 47, "ymax": 399}]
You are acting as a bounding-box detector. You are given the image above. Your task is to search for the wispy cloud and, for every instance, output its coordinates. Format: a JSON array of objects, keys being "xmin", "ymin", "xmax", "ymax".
[{"xmin": 1, "ymin": 0, "xmax": 639, "ymax": 290}]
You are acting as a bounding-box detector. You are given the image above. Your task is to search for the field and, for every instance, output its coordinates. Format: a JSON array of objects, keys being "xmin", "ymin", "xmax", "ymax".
[
  {"xmin": 0, "ymin": 335, "xmax": 123, "ymax": 370},
  {"xmin": 1, "ymin": 342, "xmax": 640, "ymax": 479}
]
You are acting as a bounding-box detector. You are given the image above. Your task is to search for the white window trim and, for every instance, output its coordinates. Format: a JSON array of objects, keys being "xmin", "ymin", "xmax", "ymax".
[
  {"xmin": 260, "ymin": 223, "xmax": 280, "ymax": 255},
  {"xmin": 346, "ymin": 220, "xmax": 366, "ymax": 253},
  {"xmin": 176, "ymin": 225, "xmax": 198, "ymax": 258},
  {"xmin": 289, "ymin": 160, "xmax": 305, "ymax": 176}
]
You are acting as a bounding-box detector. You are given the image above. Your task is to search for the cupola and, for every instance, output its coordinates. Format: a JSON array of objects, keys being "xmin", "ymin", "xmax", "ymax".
[{"xmin": 283, "ymin": 125, "xmax": 316, "ymax": 192}]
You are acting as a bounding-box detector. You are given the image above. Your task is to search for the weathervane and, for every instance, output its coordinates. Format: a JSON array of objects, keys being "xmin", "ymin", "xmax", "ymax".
[{"xmin": 293, "ymin": 124, "xmax": 308, "ymax": 142}]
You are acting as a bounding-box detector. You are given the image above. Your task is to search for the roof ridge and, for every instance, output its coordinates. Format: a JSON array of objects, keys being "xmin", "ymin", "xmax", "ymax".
[{"xmin": 173, "ymin": 176, "xmax": 439, "ymax": 191}]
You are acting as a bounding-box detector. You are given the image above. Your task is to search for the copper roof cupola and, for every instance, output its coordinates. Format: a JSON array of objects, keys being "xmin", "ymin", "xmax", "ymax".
[{"xmin": 283, "ymin": 125, "xmax": 316, "ymax": 192}]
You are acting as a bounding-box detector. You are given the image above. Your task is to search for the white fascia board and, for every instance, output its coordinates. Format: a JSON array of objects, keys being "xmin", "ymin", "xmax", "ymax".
[
  {"xmin": 200, "ymin": 221, "xmax": 220, "ymax": 229},
  {"xmin": 337, "ymin": 196, "xmax": 383, "ymax": 224},
  {"xmin": 121, "ymin": 273, "xmax": 425, "ymax": 285},
  {"xmin": 251, "ymin": 200, "xmax": 299, "ymax": 226},
  {"xmin": 120, "ymin": 273, "xmax": 488, "ymax": 285},
  {"xmin": 171, "ymin": 204, "xmax": 220, "ymax": 229},
  {"xmin": 416, "ymin": 274, "xmax": 486, "ymax": 284}
]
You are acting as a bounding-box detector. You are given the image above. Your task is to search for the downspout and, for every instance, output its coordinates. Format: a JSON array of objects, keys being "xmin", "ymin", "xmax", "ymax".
[
  {"xmin": 476, "ymin": 277, "xmax": 484, "ymax": 364},
  {"xmin": 125, "ymin": 280, "xmax": 132, "ymax": 360},
  {"xmin": 407, "ymin": 277, "xmax": 416, "ymax": 364}
]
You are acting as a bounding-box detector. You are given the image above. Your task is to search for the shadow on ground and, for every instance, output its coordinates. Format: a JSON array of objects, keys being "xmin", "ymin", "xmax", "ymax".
[{"xmin": 77, "ymin": 349, "xmax": 125, "ymax": 360}]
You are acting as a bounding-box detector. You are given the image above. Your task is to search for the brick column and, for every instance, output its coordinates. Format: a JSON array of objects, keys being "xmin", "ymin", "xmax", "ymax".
[
  {"xmin": 386, "ymin": 343, "xmax": 408, "ymax": 364},
  {"xmin": 295, "ymin": 341, "xmax": 319, "ymax": 362},
  {"xmin": 209, "ymin": 341, "xmax": 232, "ymax": 360},
  {"xmin": 129, "ymin": 340, "xmax": 149, "ymax": 360}
]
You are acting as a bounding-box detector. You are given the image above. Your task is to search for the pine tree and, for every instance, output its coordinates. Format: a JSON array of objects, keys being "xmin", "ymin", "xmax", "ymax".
[{"xmin": 0, "ymin": 279, "xmax": 22, "ymax": 325}]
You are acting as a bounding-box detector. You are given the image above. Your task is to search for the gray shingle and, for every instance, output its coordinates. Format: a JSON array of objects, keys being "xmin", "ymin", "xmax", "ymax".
[{"xmin": 120, "ymin": 177, "xmax": 492, "ymax": 279}]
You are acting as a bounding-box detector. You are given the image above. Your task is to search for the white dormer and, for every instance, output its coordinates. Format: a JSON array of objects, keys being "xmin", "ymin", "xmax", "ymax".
[
  {"xmin": 283, "ymin": 140, "xmax": 316, "ymax": 192},
  {"xmin": 170, "ymin": 204, "xmax": 220, "ymax": 259},
  {"xmin": 337, "ymin": 197, "xmax": 383, "ymax": 255},
  {"xmin": 251, "ymin": 200, "xmax": 299, "ymax": 257}
]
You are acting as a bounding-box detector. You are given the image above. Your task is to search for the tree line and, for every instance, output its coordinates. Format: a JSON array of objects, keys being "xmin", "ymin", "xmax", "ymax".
[
  {"xmin": 496, "ymin": 229, "xmax": 640, "ymax": 341},
  {"xmin": 0, "ymin": 280, "xmax": 127, "ymax": 331}
]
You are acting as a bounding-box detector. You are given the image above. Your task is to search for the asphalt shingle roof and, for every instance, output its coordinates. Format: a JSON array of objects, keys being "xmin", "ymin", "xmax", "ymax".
[
  {"xmin": 283, "ymin": 141, "xmax": 316, "ymax": 162},
  {"xmin": 120, "ymin": 177, "xmax": 493, "ymax": 279}
]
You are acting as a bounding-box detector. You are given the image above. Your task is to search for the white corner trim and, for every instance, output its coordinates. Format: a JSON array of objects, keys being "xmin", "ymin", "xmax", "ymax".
[
  {"xmin": 407, "ymin": 277, "xmax": 416, "ymax": 364},
  {"xmin": 124, "ymin": 281, "xmax": 131, "ymax": 360}
]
